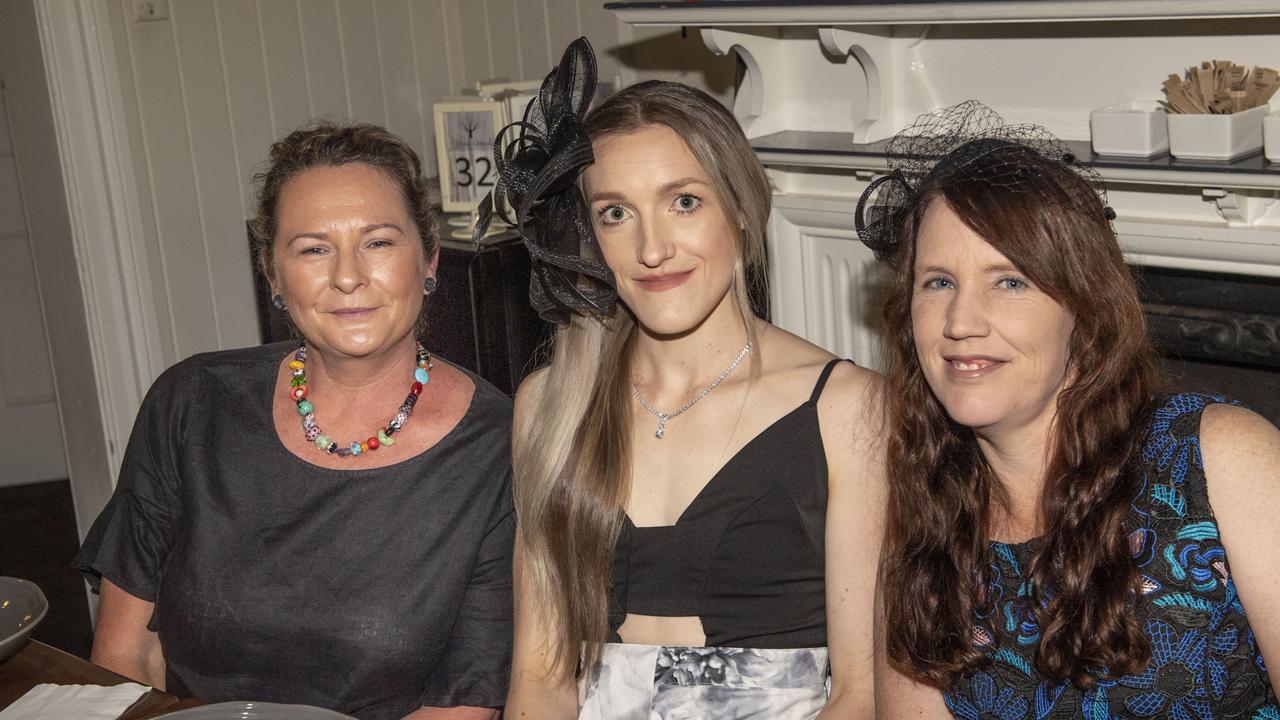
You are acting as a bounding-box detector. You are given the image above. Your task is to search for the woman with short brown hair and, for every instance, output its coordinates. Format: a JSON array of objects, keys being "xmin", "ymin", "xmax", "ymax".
[{"xmin": 76, "ymin": 121, "xmax": 513, "ymax": 720}]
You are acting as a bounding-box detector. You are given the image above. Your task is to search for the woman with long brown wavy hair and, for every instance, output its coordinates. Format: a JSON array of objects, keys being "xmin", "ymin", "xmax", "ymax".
[
  {"xmin": 474, "ymin": 40, "xmax": 884, "ymax": 719},
  {"xmin": 865, "ymin": 102, "xmax": 1280, "ymax": 717}
]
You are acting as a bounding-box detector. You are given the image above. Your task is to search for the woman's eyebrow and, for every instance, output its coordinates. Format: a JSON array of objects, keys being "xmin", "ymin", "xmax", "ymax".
[
  {"xmin": 587, "ymin": 178, "xmax": 710, "ymax": 204},
  {"xmin": 656, "ymin": 177, "xmax": 708, "ymax": 195},
  {"xmin": 587, "ymin": 189, "xmax": 627, "ymax": 203}
]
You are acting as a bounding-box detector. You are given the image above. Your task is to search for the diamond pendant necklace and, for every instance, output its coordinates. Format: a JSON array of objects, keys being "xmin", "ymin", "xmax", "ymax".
[{"xmin": 630, "ymin": 340, "xmax": 752, "ymax": 439}]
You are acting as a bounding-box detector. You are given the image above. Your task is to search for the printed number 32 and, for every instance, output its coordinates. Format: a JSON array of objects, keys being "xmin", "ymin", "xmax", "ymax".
[{"xmin": 455, "ymin": 157, "xmax": 494, "ymax": 188}]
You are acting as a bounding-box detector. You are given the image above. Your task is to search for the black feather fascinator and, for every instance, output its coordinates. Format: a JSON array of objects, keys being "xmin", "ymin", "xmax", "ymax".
[{"xmin": 472, "ymin": 37, "xmax": 616, "ymax": 324}]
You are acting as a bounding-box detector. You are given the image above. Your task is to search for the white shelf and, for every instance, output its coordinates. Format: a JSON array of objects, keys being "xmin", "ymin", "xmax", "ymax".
[
  {"xmin": 749, "ymin": 133, "xmax": 1280, "ymax": 190},
  {"xmin": 606, "ymin": 1, "xmax": 1280, "ymax": 27}
]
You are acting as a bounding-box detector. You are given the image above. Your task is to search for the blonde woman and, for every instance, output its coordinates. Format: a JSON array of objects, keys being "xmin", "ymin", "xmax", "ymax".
[{"xmin": 476, "ymin": 40, "xmax": 884, "ymax": 719}]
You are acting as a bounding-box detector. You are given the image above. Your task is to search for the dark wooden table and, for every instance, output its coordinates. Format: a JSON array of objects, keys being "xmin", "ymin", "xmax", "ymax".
[{"xmin": 0, "ymin": 640, "xmax": 201, "ymax": 718}]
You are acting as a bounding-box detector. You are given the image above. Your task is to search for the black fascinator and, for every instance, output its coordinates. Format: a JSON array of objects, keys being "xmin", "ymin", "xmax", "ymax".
[
  {"xmin": 472, "ymin": 37, "xmax": 615, "ymax": 324},
  {"xmin": 855, "ymin": 101, "xmax": 1115, "ymax": 263}
]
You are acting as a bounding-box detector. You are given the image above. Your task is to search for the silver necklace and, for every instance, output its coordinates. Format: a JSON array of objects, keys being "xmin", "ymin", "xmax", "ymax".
[{"xmin": 630, "ymin": 341, "xmax": 752, "ymax": 439}]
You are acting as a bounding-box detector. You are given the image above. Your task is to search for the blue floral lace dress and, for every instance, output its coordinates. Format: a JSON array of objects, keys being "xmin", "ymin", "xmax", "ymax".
[{"xmin": 945, "ymin": 394, "xmax": 1277, "ymax": 720}]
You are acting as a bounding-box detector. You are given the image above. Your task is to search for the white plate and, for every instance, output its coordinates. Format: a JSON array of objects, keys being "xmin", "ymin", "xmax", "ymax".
[{"xmin": 161, "ymin": 702, "xmax": 356, "ymax": 719}]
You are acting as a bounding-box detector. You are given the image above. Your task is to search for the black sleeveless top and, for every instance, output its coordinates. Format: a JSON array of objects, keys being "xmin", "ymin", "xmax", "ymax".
[{"xmin": 606, "ymin": 359, "xmax": 845, "ymax": 649}]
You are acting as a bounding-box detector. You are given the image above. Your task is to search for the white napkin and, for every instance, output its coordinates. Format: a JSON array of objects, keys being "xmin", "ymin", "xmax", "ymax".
[{"xmin": 0, "ymin": 683, "xmax": 151, "ymax": 719}]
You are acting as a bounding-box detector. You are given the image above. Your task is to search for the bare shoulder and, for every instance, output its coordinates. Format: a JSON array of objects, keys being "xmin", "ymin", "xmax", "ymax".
[
  {"xmin": 759, "ymin": 323, "xmax": 880, "ymax": 387},
  {"xmin": 1201, "ymin": 402, "xmax": 1280, "ymax": 496},
  {"xmin": 757, "ymin": 323, "xmax": 832, "ymax": 368},
  {"xmin": 1201, "ymin": 402, "xmax": 1280, "ymax": 450},
  {"xmin": 820, "ymin": 360, "xmax": 883, "ymax": 406},
  {"xmin": 759, "ymin": 323, "xmax": 885, "ymax": 443}
]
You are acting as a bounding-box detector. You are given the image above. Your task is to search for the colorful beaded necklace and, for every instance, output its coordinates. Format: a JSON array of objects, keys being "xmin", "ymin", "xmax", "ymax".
[{"xmin": 288, "ymin": 343, "xmax": 433, "ymax": 458}]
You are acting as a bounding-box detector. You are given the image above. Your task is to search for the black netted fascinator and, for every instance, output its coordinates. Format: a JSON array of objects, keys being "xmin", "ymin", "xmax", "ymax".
[
  {"xmin": 855, "ymin": 101, "xmax": 1115, "ymax": 263},
  {"xmin": 473, "ymin": 37, "xmax": 615, "ymax": 324}
]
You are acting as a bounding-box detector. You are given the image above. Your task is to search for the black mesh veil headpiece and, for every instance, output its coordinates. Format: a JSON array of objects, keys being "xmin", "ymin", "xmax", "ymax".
[
  {"xmin": 855, "ymin": 101, "xmax": 1116, "ymax": 263},
  {"xmin": 472, "ymin": 37, "xmax": 615, "ymax": 324}
]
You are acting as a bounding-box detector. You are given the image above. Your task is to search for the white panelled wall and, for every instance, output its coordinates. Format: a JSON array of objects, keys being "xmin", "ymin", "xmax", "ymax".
[
  {"xmin": 106, "ymin": 0, "xmax": 734, "ymax": 367},
  {"xmin": 0, "ymin": 86, "xmax": 68, "ymax": 487},
  {"xmin": 3, "ymin": 0, "xmax": 730, "ymax": 541}
]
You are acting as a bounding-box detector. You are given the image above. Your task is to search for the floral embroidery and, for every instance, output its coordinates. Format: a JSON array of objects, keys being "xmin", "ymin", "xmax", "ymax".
[
  {"xmin": 947, "ymin": 671, "xmax": 1030, "ymax": 720},
  {"xmin": 1115, "ymin": 619, "xmax": 1211, "ymax": 717},
  {"xmin": 944, "ymin": 395, "xmax": 1276, "ymax": 719}
]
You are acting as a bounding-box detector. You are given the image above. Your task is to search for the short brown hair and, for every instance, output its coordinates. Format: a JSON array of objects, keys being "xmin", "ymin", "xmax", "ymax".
[{"xmin": 249, "ymin": 121, "xmax": 439, "ymax": 282}]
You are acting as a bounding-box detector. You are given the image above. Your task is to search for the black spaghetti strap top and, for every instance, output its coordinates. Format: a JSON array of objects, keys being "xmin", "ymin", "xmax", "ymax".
[{"xmin": 606, "ymin": 359, "xmax": 846, "ymax": 649}]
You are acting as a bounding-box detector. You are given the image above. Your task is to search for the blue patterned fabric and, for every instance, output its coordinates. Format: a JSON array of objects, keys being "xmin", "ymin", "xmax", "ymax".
[{"xmin": 944, "ymin": 394, "xmax": 1277, "ymax": 719}]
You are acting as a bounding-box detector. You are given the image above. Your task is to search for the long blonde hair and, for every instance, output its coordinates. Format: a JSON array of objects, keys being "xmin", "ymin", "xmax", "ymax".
[{"xmin": 512, "ymin": 80, "xmax": 771, "ymax": 677}]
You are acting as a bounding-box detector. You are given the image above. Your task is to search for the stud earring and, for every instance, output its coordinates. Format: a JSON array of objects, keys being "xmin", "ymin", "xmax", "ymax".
[
  {"xmin": 423, "ymin": 277, "xmax": 438, "ymax": 295},
  {"xmin": 272, "ymin": 294, "xmax": 287, "ymax": 311}
]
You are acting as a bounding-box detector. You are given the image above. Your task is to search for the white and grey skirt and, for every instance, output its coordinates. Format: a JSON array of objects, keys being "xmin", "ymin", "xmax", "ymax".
[{"xmin": 578, "ymin": 643, "xmax": 830, "ymax": 720}]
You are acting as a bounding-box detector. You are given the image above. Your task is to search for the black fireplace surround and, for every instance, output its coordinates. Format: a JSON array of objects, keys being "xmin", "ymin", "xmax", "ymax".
[{"xmin": 1138, "ymin": 266, "xmax": 1279, "ymax": 426}]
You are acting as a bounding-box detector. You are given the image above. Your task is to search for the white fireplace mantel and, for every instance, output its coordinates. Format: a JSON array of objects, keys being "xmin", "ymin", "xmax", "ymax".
[
  {"xmin": 608, "ymin": 1, "xmax": 1280, "ymax": 366},
  {"xmin": 608, "ymin": 1, "xmax": 1280, "ymax": 26}
]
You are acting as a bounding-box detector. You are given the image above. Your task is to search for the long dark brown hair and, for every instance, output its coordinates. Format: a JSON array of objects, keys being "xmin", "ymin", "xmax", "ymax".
[
  {"xmin": 880, "ymin": 153, "xmax": 1157, "ymax": 689},
  {"xmin": 512, "ymin": 81, "xmax": 771, "ymax": 678}
]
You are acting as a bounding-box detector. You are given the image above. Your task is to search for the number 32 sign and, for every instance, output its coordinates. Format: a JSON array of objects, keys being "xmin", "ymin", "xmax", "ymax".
[{"xmin": 433, "ymin": 100, "xmax": 505, "ymax": 213}]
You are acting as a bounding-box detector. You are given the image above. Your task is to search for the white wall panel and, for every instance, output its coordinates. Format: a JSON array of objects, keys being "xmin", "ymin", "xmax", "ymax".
[
  {"xmin": 106, "ymin": 0, "xmax": 178, "ymax": 368},
  {"xmin": 0, "ymin": 102, "xmax": 10, "ymax": 154},
  {"xmin": 174, "ymin": 0, "xmax": 260, "ymax": 349},
  {"xmin": 338, "ymin": 0, "xmax": 388, "ymax": 125},
  {"xmin": 122, "ymin": 6, "xmax": 220, "ymax": 358},
  {"xmin": 456, "ymin": 0, "xmax": 491, "ymax": 88},
  {"xmin": 803, "ymin": 233, "xmax": 885, "ymax": 369},
  {"xmin": 373, "ymin": 0, "xmax": 423, "ymax": 157},
  {"xmin": 916, "ymin": 19, "xmax": 1280, "ymax": 139},
  {"xmin": 108, "ymin": 0, "xmax": 729, "ymax": 367},
  {"xmin": 546, "ymin": 0, "xmax": 583, "ymax": 74},
  {"xmin": 0, "ymin": 87, "xmax": 67, "ymax": 486},
  {"xmin": 580, "ymin": 0, "xmax": 622, "ymax": 85},
  {"xmin": 516, "ymin": 0, "xmax": 551, "ymax": 76},
  {"xmin": 409, "ymin": 0, "xmax": 456, "ymax": 171},
  {"xmin": 0, "ymin": 234, "xmax": 56, "ymax": 406},
  {"xmin": 486, "ymin": 0, "xmax": 522, "ymax": 81},
  {"xmin": 299, "ymin": 1, "xmax": 349, "ymax": 120},
  {"xmin": 217, "ymin": 0, "xmax": 276, "ymax": 213},
  {"xmin": 259, "ymin": 0, "xmax": 313, "ymax": 133},
  {"xmin": 0, "ymin": 161, "xmax": 23, "ymax": 236}
]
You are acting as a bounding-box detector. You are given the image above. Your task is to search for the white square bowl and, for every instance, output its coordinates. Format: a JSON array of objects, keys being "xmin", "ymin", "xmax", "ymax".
[
  {"xmin": 1265, "ymin": 110, "xmax": 1280, "ymax": 162},
  {"xmin": 1090, "ymin": 101, "xmax": 1169, "ymax": 157},
  {"xmin": 1167, "ymin": 104, "xmax": 1268, "ymax": 161}
]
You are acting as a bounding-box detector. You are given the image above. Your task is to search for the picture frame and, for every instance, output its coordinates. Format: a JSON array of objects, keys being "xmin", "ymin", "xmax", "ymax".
[{"xmin": 433, "ymin": 100, "xmax": 506, "ymax": 213}]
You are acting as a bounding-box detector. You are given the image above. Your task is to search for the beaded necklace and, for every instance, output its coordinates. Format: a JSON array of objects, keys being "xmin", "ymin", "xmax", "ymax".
[{"xmin": 288, "ymin": 343, "xmax": 433, "ymax": 458}]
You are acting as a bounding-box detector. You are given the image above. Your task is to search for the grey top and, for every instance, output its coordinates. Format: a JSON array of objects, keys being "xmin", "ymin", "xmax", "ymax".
[{"xmin": 75, "ymin": 342, "xmax": 515, "ymax": 719}]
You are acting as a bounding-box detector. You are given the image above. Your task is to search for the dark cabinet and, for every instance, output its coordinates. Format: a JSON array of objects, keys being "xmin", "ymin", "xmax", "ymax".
[{"xmin": 426, "ymin": 233, "xmax": 553, "ymax": 395}]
